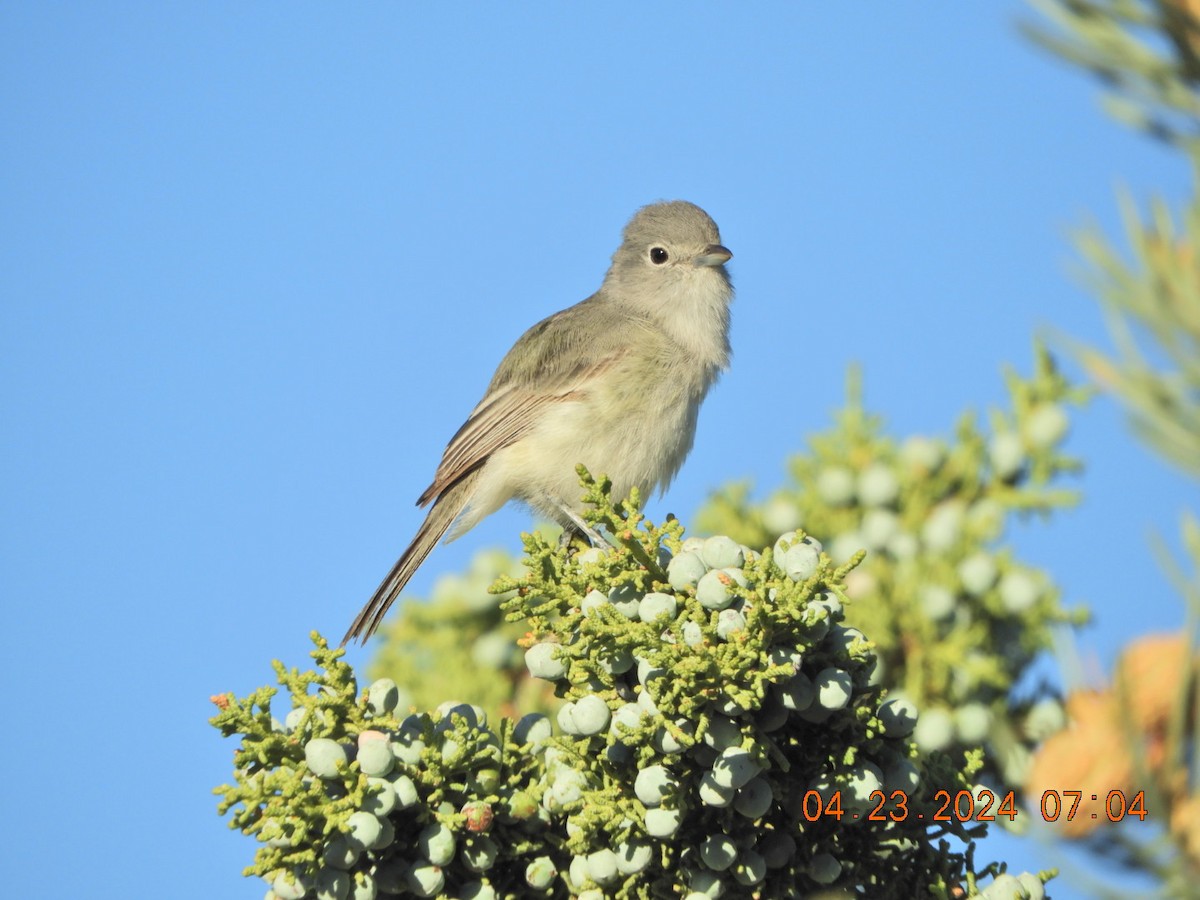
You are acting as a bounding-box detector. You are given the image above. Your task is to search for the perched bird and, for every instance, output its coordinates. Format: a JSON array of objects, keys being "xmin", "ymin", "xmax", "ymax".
[{"xmin": 343, "ymin": 200, "xmax": 734, "ymax": 644}]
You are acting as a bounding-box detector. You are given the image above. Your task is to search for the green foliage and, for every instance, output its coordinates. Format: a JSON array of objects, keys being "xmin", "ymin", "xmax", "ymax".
[
  {"xmin": 1022, "ymin": 3, "xmax": 1200, "ymax": 893},
  {"xmin": 694, "ymin": 346, "xmax": 1088, "ymax": 796},
  {"xmin": 1026, "ymin": 1, "xmax": 1200, "ymax": 478},
  {"xmin": 365, "ymin": 548, "xmax": 559, "ymax": 724},
  {"xmin": 496, "ymin": 470, "xmax": 1011, "ymax": 898},
  {"xmin": 1058, "ymin": 188, "xmax": 1200, "ymax": 478},
  {"xmin": 212, "ymin": 478, "xmax": 1050, "ymax": 899},
  {"xmin": 1022, "ymin": 0, "xmax": 1200, "ymax": 148}
]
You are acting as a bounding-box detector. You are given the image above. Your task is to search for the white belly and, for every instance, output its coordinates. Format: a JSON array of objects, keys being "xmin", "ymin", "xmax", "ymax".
[{"xmin": 457, "ymin": 364, "xmax": 714, "ymax": 531}]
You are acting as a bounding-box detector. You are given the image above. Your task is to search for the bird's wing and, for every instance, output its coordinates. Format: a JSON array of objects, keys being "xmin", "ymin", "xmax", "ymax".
[{"xmin": 416, "ymin": 298, "xmax": 634, "ymax": 506}]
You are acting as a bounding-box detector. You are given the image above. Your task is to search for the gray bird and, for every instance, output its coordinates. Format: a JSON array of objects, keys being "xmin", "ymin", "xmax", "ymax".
[{"xmin": 344, "ymin": 200, "xmax": 733, "ymax": 644}]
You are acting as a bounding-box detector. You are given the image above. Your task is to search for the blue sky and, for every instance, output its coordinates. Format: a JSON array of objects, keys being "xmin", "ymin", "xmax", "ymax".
[{"xmin": 2, "ymin": 3, "xmax": 1193, "ymax": 898}]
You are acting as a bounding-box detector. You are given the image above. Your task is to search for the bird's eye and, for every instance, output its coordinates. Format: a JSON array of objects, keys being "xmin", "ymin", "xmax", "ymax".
[{"xmin": 650, "ymin": 247, "xmax": 669, "ymax": 265}]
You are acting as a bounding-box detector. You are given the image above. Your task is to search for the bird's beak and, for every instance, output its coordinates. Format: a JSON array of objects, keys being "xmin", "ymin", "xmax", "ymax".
[{"xmin": 695, "ymin": 244, "xmax": 733, "ymax": 267}]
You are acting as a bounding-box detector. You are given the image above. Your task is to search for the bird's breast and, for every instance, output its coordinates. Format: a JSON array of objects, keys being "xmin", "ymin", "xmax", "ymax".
[{"xmin": 492, "ymin": 347, "xmax": 718, "ymax": 514}]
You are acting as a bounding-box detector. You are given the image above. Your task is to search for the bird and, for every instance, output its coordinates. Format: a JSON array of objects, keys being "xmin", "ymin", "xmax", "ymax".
[{"xmin": 343, "ymin": 200, "xmax": 734, "ymax": 644}]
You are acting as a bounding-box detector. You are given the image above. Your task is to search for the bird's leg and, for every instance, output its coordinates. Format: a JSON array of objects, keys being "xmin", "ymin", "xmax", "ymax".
[
  {"xmin": 558, "ymin": 524, "xmax": 585, "ymax": 550},
  {"xmin": 547, "ymin": 495, "xmax": 607, "ymax": 547}
]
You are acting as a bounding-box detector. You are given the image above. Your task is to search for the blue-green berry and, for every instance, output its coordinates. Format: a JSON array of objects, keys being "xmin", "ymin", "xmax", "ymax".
[
  {"xmin": 607, "ymin": 582, "xmax": 643, "ymax": 618},
  {"xmin": 759, "ymin": 831, "xmax": 796, "ymax": 869},
  {"xmin": 345, "ymin": 812, "xmax": 383, "ymax": 850},
  {"xmin": 616, "ymin": 841, "xmax": 653, "ymax": 875},
  {"xmin": 1027, "ymin": 403, "xmax": 1068, "ymax": 447},
  {"xmin": 922, "ymin": 501, "xmax": 964, "ymax": 550},
  {"xmin": 405, "ymin": 862, "xmax": 445, "ymax": 898},
  {"xmin": 733, "ymin": 776, "xmax": 774, "ymax": 819},
  {"xmin": 667, "ymin": 550, "xmax": 709, "ymax": 590},
  {"xmin": 959, "ymin": 552, "xmax": 998, "ymax": 596},
  {"xmin": 514, "ymin": 713, "xmax": 552, "ymax": 747},
  {"xmin": 366, "ymin": 678, "xmax": 400, "ymax": 715},
  {"xmin": 644, "ymin": 806, "xmax": 681, "ymax": 838},
  {"xmin": 362, "ymin": 777, "xmax": 397, "ymax": 816},
  {"xmin": 999, "ymin": 570, "xmax": 1040, "ymax": 612},
  {"xmin": 525, "ymin": 857, "xmax": 557, "ymax": 890},
  {"xmin": 356, "ymin": 739, "xmax": 393, "ymax": 777},
  {"xmin": 808, "ymin": 852, "xmax": 841, "ymax": 884},
  {"xmin": 731, "ymin": 849, "xmax": 767, "ymax": 886},
  {"xmin": 700, "ymin": 535, "xmax": 745, "ymax": 569},
  {"xmin": 816, "ymin": 466, "xmax": 856, "ymax": 505},
  {"xmin": 877, "ymin": 697, "xmax": 918, "ymax": 737},
  {"xmin": 462, "ymin": 835, "xmax": 499, "ymax": 873},
  {"xmin": 858, "ymin": 463, "xmax": 899, "ymax": 506},
  {"xmin": 711, "ymin": 747, "xmax": 760, "ymax": 790},
  {"xmin": 586, "ymin": 848, "xmax": 619, "ymax": 885},
  {"xmin": 919, "ymin": 585, "xmax": 956, "ymax": 619},
  {"xmin": 304, "ymin": 738, "xmax": 347, "ymax": 779},
  {"xmin": 572, "ymin": 695, "xmax": 611, "ymax": 735},
  {"xmin": 899, "ymin": 435, "xmax": 946, "ymax": 472},
  {"xmin": 953, "ymin": 702, "xmax": 993, "ymax": 743},
  {"xmin": 912, "ymin": 705, "xmax": 955, "ymax": 751},
  {"xmin": 417, "ymin": 822, "xmax": 456, "ymax": 866},
  {"xmin": 989, "ymin": 431, "xmax": 1026, "ymax": 480},
  {"xmin": 634, "ymin": 765, "xmax": 675, "ymax": 806},
  {"xmin": 716, "ymin": 608, "xmax": 746, "ymax": 640},
  {"xmin": 696, "ymin": 568, "xmax": 744, "ymax": 611},
  {"xmin": 315, "ymin": 868, "xmax": 350, "ymax": 900},
  {"xmin": 698, "ymin": 771, "xmax": 735, "ymax": 807},
  {"xmin": 815, "ymin": 667, "xmax": 852, "ymax": 710},
  {"xmin": 639, "ymin": 591, "xmax": 678, "ymax": 623},
  {"xmin": 525, "ymin": 642, "xmax": 567, "ymax": 680},
  {"xmin": 700, "ymin": 834, "xmax": 738, "ymax": 870},
  {"xmin": 272, "ymin": 871, "xmax": 309, "ymax": 900}
]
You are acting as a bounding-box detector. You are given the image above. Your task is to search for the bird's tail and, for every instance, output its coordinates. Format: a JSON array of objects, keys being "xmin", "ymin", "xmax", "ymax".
[{"xmin": 342, "ymin": 471, "xmax": 479, "ymax": 645}]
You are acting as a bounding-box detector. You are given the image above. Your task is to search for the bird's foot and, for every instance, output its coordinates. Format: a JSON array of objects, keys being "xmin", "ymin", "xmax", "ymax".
[{"xmin": 549, "ymin": 497, "xmax": 607, "ymax": 547}]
